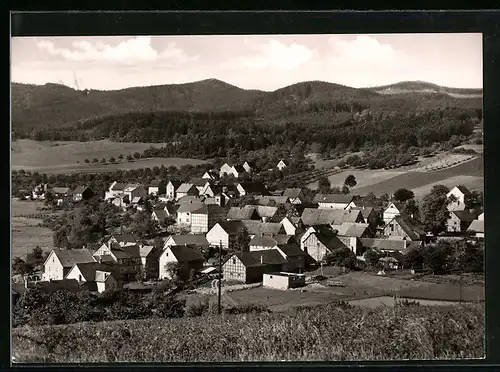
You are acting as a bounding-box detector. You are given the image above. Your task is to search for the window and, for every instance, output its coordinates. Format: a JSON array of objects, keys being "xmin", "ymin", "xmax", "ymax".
[
  {"xmin": 79, "ymin": 274, "xmax": 82, "ymax": 282},
  {"xmin": 390, "ymin": 224, "xmax": 394, "ymax": 232},
  {"xmin": 232, "ymin": 258, "xmax": 236, "ymax": 265},
  {"xmin": 269, "ymin": 275, "xmax": 273, "ymax": 279}
]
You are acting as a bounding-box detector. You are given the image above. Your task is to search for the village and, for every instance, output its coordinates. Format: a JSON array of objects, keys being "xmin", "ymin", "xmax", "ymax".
[{"xmin": 11, "ymin": 157, "xmax": 485, "ymax": 305}]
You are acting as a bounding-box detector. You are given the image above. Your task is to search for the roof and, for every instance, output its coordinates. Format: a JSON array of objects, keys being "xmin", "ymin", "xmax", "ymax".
[
  {"xmin": 453, "ymin": 185, "xmax": 472, "ymax": 196},
  {"xmin": 467, "ymin": 220, "xmax": 484, "ymax": 233},
  {"xmin": 52, "ymin": 187, "xmax": 71, "ymax": 194},
  {"xmin": 131, "ymin": 196, "xmax": 143, "ymax": 204},
  {"xmin": 110, "ymin": 234, "xmax": 138, "ymax": 244},
  {"xmin": 95, "ymin": 270, "xmax": 114, "ymax": 283},
  {"xmin": 191, "ymin": 204, "xmax": 226, "ymax": 216},
  {"xmin": 390, "ymin": 216, "xmax": 426, "ymax": 240},
  {"xmin": 149, "ymin": 179, "xmax": 163, "ymax": 187},
  {"xmin": 255, "ymin": 195, "xmax": 290, "ymax": 205},
  {"xmin": 167, "ymin": 179, "xmax": 182, "ymax": 188},
  {"xmin": 110, "ymin": 244, "xmax": 141, "ymax": 259},
  {"xmin": 309, "ymin": 230, "xmax": 348, "ymax": 251},
  {"xmin": 153, "ymin": 209, "xmax": 168, "ymax": 220},
  {"xmin": 244, "ymin": 161, "xmax": 256, "ymax": 168},
  {"xmin": 351, "ymin": 199, "xmax": 380, "ymax": 209},
  {"xmin": 139, "ymin": 245, "xmax": 156, "ymax": 258},
  {"xmin": 49, "ymin": 249, "xmax": 95, "ymax": 268},
  {"xmin": 70, "ymin": 262, "xmax": 114, "ymax": 281},
  {"xmin": 314, "ymin": 194, "xmax": 353, "ymax": 204},
  {"xmin": 73, "ymin": 186, "xmax": 89, "ymax": 194},
  {"xmin": 385, "ymin": 202, "xmax": 405, "ymax": 211},
  {"xmin": 277, "ymin": 244, "xmax": 305, "ymax": 257},
  {"xmin": 450, "ymin": 210, "xmax": 476, "ymax": 221},
  {"xmin": 249, "ymin": 234, "xmax": 295, "ymax": 248},
  {"xmin": 227, "ymin": 206, "xmax": 258, "ymax": 220},
  {"xmin": 283, "ymin": 188, "xmax": 303, "ymax": 198},
  {"xmin": 190, "ymin": 178, "xmax": 210, "ymax": 187},
  {"xmin": 124, "ymin": 184, "xmax": 143, "ymax": 192},
  {"xmin": 240, "ymin": 220, "xmax": 283, "ymax": 236},
  {"xmin": 237, "ymin": 182, "xmax": 268, "ymax": 195},
  {"xmin": 168, "ymin": 245, "xmax": 205, "ymax": 263},
  {"xmin": 165, "ymin": 204, "xmax": 179, "ymax": 215},
  {"xmin": 232, "ymin": 250, "xmax": 287, "ymax": 268},
  {"xmin": 177, "ymin": 201, "xmax": 205, "ymax": 213},
  {"xmin": 177, "ymin": 195, "xmax": 203, "ymax": 204},
  {"xmin": 33, "ymin": 279, "xmax": 82, "ymax": 293},
  {"xmin": 301, "ymin": 208, "xmax": 362, "ymax": 226},
  {"xmin": 360, "ymin": 238, "xmax": 416, "ymax": 252},
  {"xmin": 167, "ymin": 234, "xmax": 209, "ymax": 246},
  {"xmin": 256, "ymin": 206, "xmax": 279, "ymax": 218},
  {"xmin": 176, "ymin": 183, "xmax": 196, "ymax": 193},
  {"xmin": 331, "ymin": 222, "xmax": 370, "ymax": 238},
  {"xmin": 111, "ymin": 182, "xmax": 127, "ymax": 191},
  {"xmin": 215, "ymin": 221, "xmax": 246, "ymax": 235},
  {"xmin": 234, "ymin": 164, "xmax": 246, "ymax": 172}
]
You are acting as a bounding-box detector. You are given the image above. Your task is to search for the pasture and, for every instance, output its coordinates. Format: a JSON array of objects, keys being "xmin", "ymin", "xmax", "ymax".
[
  {"xmin": 11, "ymin": 139, "xmax": 207, "ymax": 173},
  {"xmin": 308, "ymin": 169, "xmax": 406, "ymax": 190}
]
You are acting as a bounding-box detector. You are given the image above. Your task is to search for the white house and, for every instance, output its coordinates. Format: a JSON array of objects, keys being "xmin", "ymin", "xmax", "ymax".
[
  {"xmin": 32, "ymin": 184, "xmax": 48, "ymax": 200},
  {"xmin": 148, "ymin": 180, "xmax": 166, "ymax": 196},
  {"xmin": 124, "ymin": 184, "xmax": 147, "ymax": 201},
  {"xmin": 243, "ymin": 161, "xmax": 256, "ymax": 173},
  {"xmin": 383, "ymin": 202, "xmax": 404, "ymax": 225},
  {"xmin": 283, "ymin": 188, "xmax": 305, "ymax": 204},
  {"xmin": 105, "ymin": 182, "xmax": 127, "ymax": 200},
  {"xmin": 175, "ymin": 183, "xmax": 199, "ymax": 201},
  {"xmin": 313, "ymin": 194, "xmax": 353, "ymax": 210},
  {"xmin": 163, "ymin": 234, "xmax": 210, "ymax": 251},
  {"xmin": 478, "ymin": 212, "xmax": 484, "ymax": 220},
  {"xmin": 65, "ymin": 262, "xmax": 118, "ymax": 293},
  {"xmin": 277, "ymin": 160, "xmax": 288, "ymax": 171},
  {"xmin": 43, "ymin": 249, "xmax": 95, "ymax": 281},
  {"xmin": 206, "ymin": 221, "xmax": 245, "ymax": 250},
  {"xmin": 219, "ymin": 163, "xmax": 245, "ymax": 178},
  {"xmin": 166, "ymin": 180, "xmax": 182, "ymax": 200},
  {"xmin": 158, "ymin": 245, "xmax": 205, "ymax": 279},
  {"xmin": 447, "ymin": 185, "xmax": 472, "ymax": 211}
]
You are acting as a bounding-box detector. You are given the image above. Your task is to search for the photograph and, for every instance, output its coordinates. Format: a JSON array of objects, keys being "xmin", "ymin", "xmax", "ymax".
[{"xmin": 10, "ymin": 32, "xmax": 484, "ymax": 363}]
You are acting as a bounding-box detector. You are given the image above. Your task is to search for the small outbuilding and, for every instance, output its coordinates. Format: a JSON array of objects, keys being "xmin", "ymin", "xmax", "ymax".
[{"xmin": 263, "ymin": 272, "xmax": 306, "ymax": 290}]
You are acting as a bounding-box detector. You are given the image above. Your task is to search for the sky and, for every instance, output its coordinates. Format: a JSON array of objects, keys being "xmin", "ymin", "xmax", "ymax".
[{"xmin": 10, "ymin": 33, "xmax": 483, "ymax": 91}]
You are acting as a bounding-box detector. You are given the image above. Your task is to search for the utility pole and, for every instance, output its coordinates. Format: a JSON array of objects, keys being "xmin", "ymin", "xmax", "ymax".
[{"xmin": 218, "ymin": 240, "xmax": 222, "ymax": 315}]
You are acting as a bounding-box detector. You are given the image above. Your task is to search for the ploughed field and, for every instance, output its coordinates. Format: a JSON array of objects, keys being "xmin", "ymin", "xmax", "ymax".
[{"xmin": 11, "ymin": 139, "xmax": 207, "ymax": 174}]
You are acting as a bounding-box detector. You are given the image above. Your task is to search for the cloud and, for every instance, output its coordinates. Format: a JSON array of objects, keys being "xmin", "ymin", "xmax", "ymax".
[
  {"xmin": 35, "ymin": 37, "xmax": 198, "ymax": 66},
  {"xmin": 327, "ymin": 35, "xmax": 412, "ymax": 70},
  {"xmin": 220, "ymin": 39, "xmax": 315, "ymax": 71}
]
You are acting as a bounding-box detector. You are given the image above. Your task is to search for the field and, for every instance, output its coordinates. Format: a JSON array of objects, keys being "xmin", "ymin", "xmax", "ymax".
[
  {"xmin": 11, "ymin": 139, "xmax": 207, "ymax": 174},
  {"xmin": 308, "ymin": 169, "xmax": 406, "ymax": 190},
  {"xmin": 12, "ymin": 302, "xmax": 484, "ymax": 362},
  {"xmin": 11, "ymin": 199, "xmax": 54, "ymax": 259}
]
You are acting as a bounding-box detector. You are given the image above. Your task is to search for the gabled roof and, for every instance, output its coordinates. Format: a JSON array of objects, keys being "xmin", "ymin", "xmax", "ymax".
[
  {"xmin": 467, "ymin": 220, "xmax": 484, "ymax": 233},
  {"xmin": 153, "ymin": 209, "xmax": 168, "ymax": 220},
  {"xmin": 177, "ymin": 195, "xmax": 203, "ymax": 204},
  {"xmin": 233, "ymin": 164, "xmax": 246, "ymax": 173},
  {"xmin": 214, "ymin": 221, "xmax": 246, "ymax": 235},
  {"xmin": 255, "ymin": 195, "xmax": 290, "ymax": 206},
  {"xmin": 131, "ymin": 196, "xmax": 143, "ymax": 204},
  {"xmin": 110, "ymin": 182, "xmax": 127, "ymax": 191},
  {"xmin": 250, "ymin": 234, "xmax": 295, "ymax": 248},
  {"xmin": 389, "ymin": 216, "xmax": 426, "ymax": 240},
  {"xmin": 177, "ymin": 201, "xmax": 205, "ymax": 213},
  {"xmin": 48, "ymin": 249, "xmax": 95, "ymax": 268},
  {"xmin": 167, "ymin": 245, "xmax": 205, "ymax": 263},
  {"xmin": 255, "ymin": 205, "xmax": 279, "ymax": 218},
  {"xmin": 307, "ymin": 229, "xmax": 348, "ymax": 251},
  {"xmin": 452, "ymin": 185, "xmax": 472, "ymax": 196},
  {"xmin": 190, "ymin": 178, "xmax": 211, "ymax": 187},
  {"xmin": 69, "ymin": 262, "xmax": 114, "ymax": 282},
  {"xmin": 350, "ymin": 207, "xmax": 375, "ymax": 220},
  {"xmin": 277, "ymin": 244, "xmax": 305, "ymax": 258},
  {"xmin": 165, "ymin": 204, "xmax": 179, "ymax": 215},
  {"xmin": 111, "ymin": 244, "xmax": 141, "ymax": 259},
  {"xmin": 240, "ymin": 220, "xmax": 283, "ymax": 236},
  {"xmin": 360, "ymin": 238, "xmax": 419, "ymax": 252},
  {"xmin": 232, "ymin": 249, "xmax": 287, "ymax": 268},
  {"xmin": 124, "ymin": 184, "xmax": 143, "ymax": 192},
  {"xmin": 450, "ymin": 210, "xmax": 476, "ymax": 221},
  {"xmin": 351, "ymin": 199, "xmax": 380, "ymax": 209},
  {"xmin": 331, "ymin": 222, "xmax": 370, "ymax": 238},
  {"xmin": 139, "ymin": 245, "xmax": 156, "ymax": 258},
  {"xmin": 73, "ymin": 186, "xmax": 90, "ymax": 194},
  {"xmin": 301, "ymin": 208, "xmax": 362, "ymax": 226},
  {"xmin": 52, "ymin": 187, "xmax": 71, "ymax": 195},
  {"xmin": 227, "ymin": 206, "xmax": 258, "ymax": 220},
  {"xmin": 95, "ymin": 270, "xmax": 114, "ymax": 283},
  {"xmin": 110, "ymin": 234, "xmax": 138, "ymax": 244},
  {"xmin": 176, "ymin": 183, "xmax": 197, "ymax": 193},
  {"xmin": 191, "ymin": 203, "xmax": 226, "ymax": 216},
  {"xmin": 167, "ymin": 179, "xmax": 182, "ymax": 188},
  {"xmin": 385, "ymin": 202, "xmax": 405, "ymax": 212},
  {"xmin": 314, "ymin": 194, "xmax": 353, "ymax": 204},
  {"xmin": 166, "ymin": 234, "xmax": 209, "ymax": 247},
  {"xmin": 237, "ymin": 182, "xmax": 268, "ymax": 195},
  {"xmin": 149, "ymin": 179, "xmax": 164, "ymax": 187},
  {"xmin": 244, "ymin": 161, "xmax": 256, "ymax": 168},
  {"xmin": 283, "ymin": 188, "xmax": 303, "ymax": 198}
]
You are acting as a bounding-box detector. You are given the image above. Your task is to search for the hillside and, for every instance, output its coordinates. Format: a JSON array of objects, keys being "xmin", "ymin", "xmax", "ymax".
[
  {"xmin": 11, "ymin": 79, "xmax": 482, "ymax": 137},
  {"xmin": 367, "ymin": 81, "xmax": 483, "ymax": 98}
]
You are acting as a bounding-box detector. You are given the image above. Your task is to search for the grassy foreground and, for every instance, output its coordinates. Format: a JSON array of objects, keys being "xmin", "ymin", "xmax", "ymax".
[{"xmin": 12, "ymin": 301, "xmax": 484, "ymax": 363}]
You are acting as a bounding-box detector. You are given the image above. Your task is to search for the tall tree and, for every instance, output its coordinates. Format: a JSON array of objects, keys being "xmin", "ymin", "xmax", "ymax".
[
  {"xmin": 421, "ymin": 185, "xmax": 451, "ymax": 236},
  {"xmin": 393, "ymin": 188, "xmax": 415, "ymax": 203},
  {"xmin": 318, "ymin": 176, "xmax": 331, "ymax": 194},
  {"xmin": 344, "ymin": 174, "xmax": 357, "ymax": 188}
]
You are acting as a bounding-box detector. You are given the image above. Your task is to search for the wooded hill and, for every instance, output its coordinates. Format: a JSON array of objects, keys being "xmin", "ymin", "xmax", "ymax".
[{"xmin": 12, "ymin": 79, "xmax": 482, "ymax": 138}]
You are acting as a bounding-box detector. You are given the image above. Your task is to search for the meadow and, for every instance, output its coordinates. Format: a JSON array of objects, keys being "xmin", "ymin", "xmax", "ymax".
[
  {"xmin": 12, "ymin": 302, "xmax": 484, "ymax": 362},
  {"xmin": 11, "ymin": 139, "xmax": 207, "ymax": 174}
]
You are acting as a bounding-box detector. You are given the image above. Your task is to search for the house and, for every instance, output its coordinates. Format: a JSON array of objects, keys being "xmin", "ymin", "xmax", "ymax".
[
  {"xmin": 283, "ymin": 188, "xmax": 305, "ymax": 204},
  {"xmin": 300, "ymin": 208, "xmax": 364, "ymax": 227},
  {"xmin": 255, "ymin": 205, "xmax": 282, "ymax": 222},
  {"xmin": 159, "ymin": 245, "xmax": 205, "ymax": 280},
  {"xmin": 360, "ymin": 238, "xmax": 421, "ymax": 255},
  {"xmin": 206, "ymin": 221, "xmax": 247, "ymax": 250},
  {"xmin": 64, "ymin": 262, "xmax": 118, "ymax": 293},
  {"xmin": 313, "ymin": 194, "xmax": 353, "ymax": 209},
  {"xmin": 349, "ymin": 207, "xmax": 378, "ymax": 227},
  {"xmin": 176, "ymin": 201, "xmax": 205, "ymax": 226},
  {"xmin": 190, "ymin": 178, "xmax": 212, "ymax": 194},
  {"xmin": 249, "ymin": 234, "xmax": 297, "ymax": 252},
  {"xmin": 383, "ymin": 202, "xmax": 405, "ymax": 225},
  {"xmin": 139, "ymin": 245, "xmax": 161, "ymax": 279},
  {"xmin": 51, "ymin": 187, "xmax": 72, "ymax": 206},
  {"xmin": 384, "ymin": 215, "xmax": 426, "ymax": 241},
  {"xmin": 111, "ymin": 194, "xmax": 128, "ymax": 209},
  {"xmin": 124, "ymin": 184, "xmax": 147, "ymax": 201},
  {"xmin": 222, "ymin": 250, "xmax": 287, "ymax": 283},
  {"xmin": 189, "ymin": 203, "xmax": 227, "ymax": 233},
  {"xmin": 478, "ymin": 212, "xmax": 484, "ymax": 221},
  {"xmin": 176, "ymin": 183, "xmax": 199, "ymax": 200},
  {"xmin": 331, "ymin": 222, "xmax": 371, "ymax": 239},
  {"xmin": 467, "ymin": 219, "xmax": 484, "ymax": 239},
  {"xmin": 163, "ymin": 234, "xmax": 210, "ymax": 251},
  {"xmin": 301, "ymin": 227, "xmax": 348, "ymax": 263},
  {"xmin": 240, "ymin": 220, "xmax": 286, "ymax": 238},
  {"xmin": 106, "ymin": 234, "xmax": 138, "ymax": 247},
  {"xmin": 277, "ymin": 160, "xmax": 288, "ymax": 171},
  {"xmin": 255, "ymin": 195, "xmax": 290, "ymax": 206},
  {"xmin": 243, "ymin": 161, "xmax": 256, "ymax": 173},
  {"xmin": 73, "ymin": 186, "xmax": 93, "ymax": 202},
  {"xmin": 92, "ymin": 243, "xmax": 143, "ymax": 281},
  {"xmin": 42, "ymin": 248, "xmax": 95, "ymax": 281},
  {"xmin": 32, "ymin": 184, "xmax": 48, "ymax": 200},
  {"xmin": 236, "ymin": 182, "xmax": 268, "ymax": 197},
  {"xmin": 447, "ymin": 185, "xmax": 472, "ymax": 211},
  {"xmin": 276, "ymin": 244, "xmax": 307, "ymax": 272},
  {"xmin": 447, "ymin": 210, "xmax": 476, "ymax": 233},
  {"xmin": 129, "ymin": 196, "xmax": 145, "ymax": 211},
  {"xmin": 263, "ymin": 272, "xmax": 305, "ymax": 290},
  {"xmin": 203, "ymin": 194, "xmax": 226, "ymax": 207},
  {"xmin": 105, "ymin": 182, "xmax": 127, "ymax": 200},
  {"xmin": 166, "ymin": 180, "xmax": 182, "ymax": 200},
  {"xmin": 177, "ymin": 195, "xmax": 204, "ymax": 204},
  {"xmin": 200, "ymin": 184, "xmax": 222, "ymax": 198},
  {"xmin": 148, "ymin": 180, "xmax": 166, "ymax": 196},
  {"xmin": 226, "ymin": 206, "xmax": 260, "ymax": 221},
  {"xmin": 152, "ymin": 209, "xmax": 169, "ymax": 224},
  {"xmin": 281, "ymin": 216, "xmax": 304, "ymax": 236},
  {"xmin": 202, "ymin": 170, "xmax": 219, "ymax": 180},
  {"xmin": 220, "ymin": 163, "xmax": 245, "ymax": 178}
]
